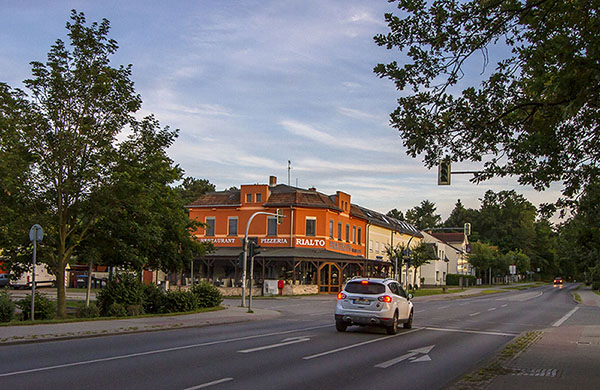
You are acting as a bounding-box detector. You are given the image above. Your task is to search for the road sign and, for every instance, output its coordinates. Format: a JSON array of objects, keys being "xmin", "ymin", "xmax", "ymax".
[{"xmin": 29, "ymin": 224, "xmax": 43, "ymax": 242}]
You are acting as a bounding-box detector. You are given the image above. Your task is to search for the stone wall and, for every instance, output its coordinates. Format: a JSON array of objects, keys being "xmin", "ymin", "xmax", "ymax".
[{"xmin": 216, "ymin": 284, "xmax": 319, "ymax": 296}]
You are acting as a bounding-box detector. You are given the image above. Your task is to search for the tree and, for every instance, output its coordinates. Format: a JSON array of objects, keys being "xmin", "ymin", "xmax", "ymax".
[
  {"xmin": 468, "ymin": 241, "xmax": 499, "ymax": 282},
  {"xmin": 374, "ymin": 0, "xmax": 600, "ymax": 210},
  {"xmin": 405, "ymin": 200, "xmax": 442, "ymax": 230},
  {"xmin": 409, "ymin": 241, "xmax": 436, "ymax": 289},
  {"xmin": 384, "ymin": 243, "xmax": 406, "ymax": 280},
  {"xmin": 386, "ymin": 208, "xmax": 405, "ymax": 221},
  {"xmin": 175, "ymin": 177, "xmax": 215, "ymax": 206}
]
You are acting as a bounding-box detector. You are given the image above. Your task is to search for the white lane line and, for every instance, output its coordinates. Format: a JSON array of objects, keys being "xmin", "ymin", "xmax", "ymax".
[
  {"xmin": 553, "ymin": 307, "xmax": 580, "ymax": 327},
  {"xmin": 238, "ymin": 337, "xmax": 310, "ymax": 353},
  {"xmin": 183, "ymin": 378, "xmax": 234, "ymax": 390},
  {"xmin": 501, "ymin": 304, "xmax": 508, "ymax": 307},
  {"xmin": 438, "ymin": 305, "xmax": 450, "ymax": 309},
  {"xmin": 488, "ymin": 307, "xmax": 497, "ymax": 311},
  {"xmin": 303, "ymin": 328, "xmax": 423, "ymax": 360},
  {"xmin": 460, "ymin": 303, "xmax": 469, "ymax": 306},
  {"xmin": 416, "ymin": 310, "xmax": 425, "ymax": 313},
  {"xmin": 469, "ymin": 312, "xmax": 481, "ymax": 317},
  {"xmin": 424, "ymin": 327, "xmax": 516, "ymax": 337},
  {"xmin": 0, "ymin": 324, "xmax": 331, "ymax": 378}
]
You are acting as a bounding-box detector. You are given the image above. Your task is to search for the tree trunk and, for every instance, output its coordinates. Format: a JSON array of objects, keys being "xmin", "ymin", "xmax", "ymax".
[{"xmin": 56, "ymin": 263, "xmax": 67, "ymax": 317}]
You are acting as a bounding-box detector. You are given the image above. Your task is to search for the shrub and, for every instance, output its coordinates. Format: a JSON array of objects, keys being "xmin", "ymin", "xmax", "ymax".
[
  {"xmin": 97, "ymin": 273, "xmax": 144, "ymax": 316},
  {"xmin": 163, "ymin": 290, "xmax": 199, "ymax": 313},
  {"xmin": 18, "ymin": 292, "xmax": 55, "ymax": 320},
  {"xmin": 76, "ymin": 303, "xmax": 100, "ymax": 318},
  {"xmin": 107, "ymin": 303, "xmax": 128, "ymax": 317},
  {"xmin": 126, "ymin": 304, "xmax": 144, "ymax": 316},
  {"xmin": 191, "ymin": 282, "xmax": 223, "ymax": 308},
  {"xmin": 0, "ymin": 290, "xmax": 16, "ymax": 322},
  {"xmin": 142, "ymin": 283, "xmax": 166, "ymax": 314},
  {"xmin": 446, "ymin": 274, "xmax": 477, "ymax": 286},
  {"xmin": 592, "ymin": 281, "xmax": 600, "ymax": 291}
]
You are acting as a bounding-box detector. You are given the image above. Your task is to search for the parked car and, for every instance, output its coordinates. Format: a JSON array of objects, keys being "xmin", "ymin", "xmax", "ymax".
[
  {"xmin": 0, "ymin": 273, "xmax": 10, "ymax": 287},
  {"xmin": 335, "ymin": 277, "xmax": 413, "ymax": 335},
  {"xmin": 9, "ymin": 264, "xmax": 55, "ymax": 288}
]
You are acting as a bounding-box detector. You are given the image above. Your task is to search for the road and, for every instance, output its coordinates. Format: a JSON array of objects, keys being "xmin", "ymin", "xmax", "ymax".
[{"xmin": 0, "ymin": 284, "xmax": 588, "ymax": 389}]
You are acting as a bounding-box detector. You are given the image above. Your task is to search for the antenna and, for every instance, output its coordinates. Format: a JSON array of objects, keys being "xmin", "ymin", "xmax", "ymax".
[{"xmin": 288, "ymin": 160, "xmax": 291, "ymax": 185}]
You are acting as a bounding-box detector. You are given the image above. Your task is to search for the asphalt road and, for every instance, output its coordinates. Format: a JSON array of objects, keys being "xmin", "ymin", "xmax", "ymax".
[{"xmin": 0, "ymin": 284, "xmax": 586, "ymax": 389}]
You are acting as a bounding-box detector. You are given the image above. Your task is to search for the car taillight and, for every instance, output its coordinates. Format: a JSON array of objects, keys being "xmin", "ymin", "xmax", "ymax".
[
  {"xmin": 378, "ymin": 295, "xmax": 392, "ymax": 303},
  {"xmin": 361, "ymin": 280, "xmax": 369, "ymax": 284},
  {"xmin": 337, "ymin": 292, "xmax": 347, "ymax": 300}
]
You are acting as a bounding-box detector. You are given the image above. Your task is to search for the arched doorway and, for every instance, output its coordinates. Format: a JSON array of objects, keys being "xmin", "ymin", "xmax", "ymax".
[{"xmin": 318, "ymin": 263, "xmax": 341, "ymax": 293}]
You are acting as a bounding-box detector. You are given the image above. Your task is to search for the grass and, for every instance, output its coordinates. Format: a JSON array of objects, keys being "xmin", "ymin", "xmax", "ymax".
[
  {"xmin": 594, "ymin": 290, "xmax": 600, "ymax": 297},
  {"xmin": 410, "ymin": 288, "xmax": 466, "ymax": 297},
  {"xmin": 480, "ymin": 289, "xmax": 508, "ymax": 294},
  {"xmin": 572, "ymin": 292, "xmax": 582, "ymax": 304}
]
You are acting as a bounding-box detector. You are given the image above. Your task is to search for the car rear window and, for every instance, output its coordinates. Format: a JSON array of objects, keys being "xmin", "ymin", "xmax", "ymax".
[{"xmin": 345, "ymin": 281, "xmax": 386, "ymax": 294}]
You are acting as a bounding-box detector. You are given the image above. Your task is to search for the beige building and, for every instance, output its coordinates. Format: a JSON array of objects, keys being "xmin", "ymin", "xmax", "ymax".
[{"xmin": 429, "ymin": 232, "xmax": 471, "ymax": 275}]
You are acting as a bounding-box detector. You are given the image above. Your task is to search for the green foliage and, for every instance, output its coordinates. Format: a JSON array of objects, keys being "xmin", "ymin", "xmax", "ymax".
[
  {"xmin": 175, "ymin": 177, "xmax": 216, "ymax": 206},
  {"xmin": 386, "ymin": 208, "xmax": 405, "ymax": 221},
  {"xmin": 142, "ymin": 283, "xmax": 166, "ymax": 314},
  {"xmin": 163, "ymin": 290, "xmax": 199, "ymax": 313},
  {"xmin": 126, "ymin": 304, "xmax": 144, "ymax": 316},
  {"xmin": 374, "ymin": 0, "xmax": 600, "ymax": 207},
  {"xmin": 446, "ymin": 274, "xmax": 477, "ymax": 286},
  {"xmin": 191, "ymin": 282, "xmax": 224, "ymax": 308},
  {"xmin": 97, "ymin": 273, "xmax": 144, "ymax": 316},
  {"xmin": 17, "ymin": 293, "xmax": 55, "ymax": 320},
  {"xmin": 405, "ymin": 200, "xmax": 442, "ymax": 230},
  {"xmin": 0, "ymin": 290, "xmax": 16, "ymax": 322},
  {"xmin": 76, "ymin": 303, "xmax": 100, "ymax": 318},
  {"xmin": 106, "ymin": 303, "xmax": 127, "ymax": 317}
]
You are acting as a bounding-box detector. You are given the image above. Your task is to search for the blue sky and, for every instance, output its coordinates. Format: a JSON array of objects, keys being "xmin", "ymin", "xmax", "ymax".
[{"xmin": 1, "ymin": 0, "xmax": 562, "ymax": 220}]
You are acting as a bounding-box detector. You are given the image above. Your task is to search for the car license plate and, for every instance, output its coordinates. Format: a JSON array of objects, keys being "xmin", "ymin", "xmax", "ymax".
[{"xmin": 353, "ymin": 298, "xmax": 370, "ymax": 305}]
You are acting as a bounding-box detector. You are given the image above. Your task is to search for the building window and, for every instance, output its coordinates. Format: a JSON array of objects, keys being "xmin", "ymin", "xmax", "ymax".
[
  {"xmin": 357, "ymin": 228, "xmax": 362, "ymax": 245},
  {"xmin": 246, "ymin": 193, "xmax": 252, "ymax": 203},
  {"xmin": 338, "ymin": 222, "xmax": 342, "ymax": 241},
  {"xmin": 369, "ymin": 240, "xmax": 373, "ymax": 252},
  {"xmin": 375, "ymin": 241, "xmax": 379, "ymax": 253},
  {"xmin": 345, "ymin": 224, "xmax": 350, "ymax": 242},
  {"xmin": 205, "ymin": 217, "xmax": 215, "ymax": 237},
  {"xmin": 436, "ymin": 271, "xmax": 439, "ymax": 282},
  {"xmin": 352, "ymin": 226, "xmax": 356, "ymax": 243},
  {"xmin": 306, "ymin": 217, "xmax": 316, "ymax": 236},
  {"xmin": 329, "ymin": 220, "xmax": 334, "ymax": 239},
  {"xmin": 256, "ymin": 193, "xmax": 262, "ymax": 202},
  {"xmin": 268, "ymin": 216, "xmax": 277, "ymax": 236},
  {"xmin": 228, "ymin": 217, "xmax": 238, "ymax": 236}
]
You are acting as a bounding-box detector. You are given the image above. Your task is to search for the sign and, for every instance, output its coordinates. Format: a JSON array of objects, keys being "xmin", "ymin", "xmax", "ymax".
[
  {"xmin": 29, "ymin": 224, "xmax": 43, "ymax": 242},
  {"xmin": 295, "ymin": 238, "xmax": 325, "ymax": 247},
  {"xmin": 199, "ymin": 237, "xmax": 237, "ymax": 245},
  {"xmin": 260, "ymin": 237, "xmax": 288, "ymax": 245},
  {"xmin": 509, "ymin": 264, "xmax": 516, "ymax": 275}
]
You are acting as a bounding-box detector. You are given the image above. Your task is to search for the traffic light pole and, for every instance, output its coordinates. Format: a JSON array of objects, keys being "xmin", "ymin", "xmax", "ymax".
[{"xmin": 241, "ymin": 211, "xmax": 283, "ymax": 309}]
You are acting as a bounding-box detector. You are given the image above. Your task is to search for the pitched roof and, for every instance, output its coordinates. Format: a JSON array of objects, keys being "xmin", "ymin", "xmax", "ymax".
[
  {"xmin": 264, "ymin": 184, "xmax": 341, "ymax": 210},
  {"xmin": 187, "ymin": 190, "xmax": 240, "ymax": 207},
  {"xmin": 356, "ymin": 205, "xmax": 421, "ymax": 236},
  {"xmin": 430, "ymin": 232, "xmax": 466, "ymax": 244}
]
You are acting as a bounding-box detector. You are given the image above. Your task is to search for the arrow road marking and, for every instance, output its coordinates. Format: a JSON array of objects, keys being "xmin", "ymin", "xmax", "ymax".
[
  {"xmin": 238, "ymin": 336, "xmax": 310, "ymax": 353},
  {"xmin": 375, "ymin": 345, "xmax": 435, "ymax": 368}
]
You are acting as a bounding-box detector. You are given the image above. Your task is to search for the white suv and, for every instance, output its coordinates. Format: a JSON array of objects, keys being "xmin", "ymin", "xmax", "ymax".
[{"xmin": 335, "ymin": 278, "xmax": 414, "ymax": 335}]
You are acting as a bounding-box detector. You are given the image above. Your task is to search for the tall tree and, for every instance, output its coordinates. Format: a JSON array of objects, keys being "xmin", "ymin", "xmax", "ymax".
[
  {"xmin": 374, "ymin": 0, "xmax": 600, "ymax": 210},
  {"xmin": 386, "ymin": 208, "xmax": 405, "ymax": 221},
  {"xmin": 405, "ymin": 200, "xmax": 442, "ymax": 230},
  {"xmin": 175, "ymin": 177, "xmax": 215, "ymax": 206}
]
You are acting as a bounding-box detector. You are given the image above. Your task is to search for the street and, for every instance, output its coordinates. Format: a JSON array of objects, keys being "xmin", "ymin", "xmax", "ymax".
[{"xmin": 0, "ymin": 284, "xmax": 592, "ymax": 389}]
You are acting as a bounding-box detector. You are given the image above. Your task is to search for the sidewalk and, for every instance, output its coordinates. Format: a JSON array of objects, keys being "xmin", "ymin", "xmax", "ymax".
[{"xmin": 0, "ymin": 303, "xmax": 280, "ymax": 345}]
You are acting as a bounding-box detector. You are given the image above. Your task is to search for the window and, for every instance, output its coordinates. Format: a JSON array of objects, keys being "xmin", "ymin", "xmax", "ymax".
[
  {"xmin": 329, "ymin": 220, "xmax": 334, "ymax": 239},
  {"xmin": 375, "ymin": 241, "xmax": 379, "ymax": 253},
  {"xmin": 369, "ymin": 240, "xmax": 373, "ymax": 252},
  {"xmin": 228, "ymin": 217, "xmax": 238, "ymax": 236},
  {"xmin": 205, "ymin": 217, "xmax": 215, "ymax": 236},
  {"xmin": 345, "ymin": 224, "xmax": 350, "ymax": 242},
  {"xmin": 358, "ymin": 228, "xmax": 362, "ymax": 245},
  {"xmin": 306, "ymin": 217, "xmax": 316, "ymax": 236},
  {"xmin": 268, "ymin": 217, "xmax": 277, "ymax": 236},
  {"xmin": 246, "ymin": 193, "xmax": 252, "ymax": 203},
  {"xmin": 256, "ymin": 193, "xmax": 262, "ymax": 202},
  {"xmin": 352, "ymin": 226, "xmax": 356, "ymax": 243},
  {"xmin": 436, "ymin": 271, "xmax": 440, "ymax": 282},
  {"xmin": 345, "ymin": 281, "xmax": 385, "ymax": 294},
  {"xmin": 338, "ymin": 222, "xmax": 342, "ymax": 241}
]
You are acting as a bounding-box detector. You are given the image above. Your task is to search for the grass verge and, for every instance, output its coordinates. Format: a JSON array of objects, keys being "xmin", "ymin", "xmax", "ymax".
[{"xmin": 572, "ymin": 292, "xmax": 582, "ymax": 304}]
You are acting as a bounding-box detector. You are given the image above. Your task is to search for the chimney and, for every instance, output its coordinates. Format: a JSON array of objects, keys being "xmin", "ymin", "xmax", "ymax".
[
  {"xmin": 308, "ymin": 186, "xmax": 317, "ymax": 191},
  {"xmin": 269, "ymin": 176, "xmax": 277, "ymax": 187}
]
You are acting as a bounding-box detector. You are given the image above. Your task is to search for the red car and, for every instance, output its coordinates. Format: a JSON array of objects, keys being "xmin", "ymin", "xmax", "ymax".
[{"xmin": 553, "ymin": 277, "xmax": 563, "ymax": 285}]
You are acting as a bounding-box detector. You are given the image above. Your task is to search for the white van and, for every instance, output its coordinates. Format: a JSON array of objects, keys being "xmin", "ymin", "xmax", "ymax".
[{"xmin": 10, "ymin": 263, "xmax": 56, "ymax": 288}]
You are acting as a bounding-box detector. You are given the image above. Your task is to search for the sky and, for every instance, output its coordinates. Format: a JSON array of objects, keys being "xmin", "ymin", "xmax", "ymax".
[{"xmin": 0, "ymin": 0, "xmax": 563, "ymax": 221}]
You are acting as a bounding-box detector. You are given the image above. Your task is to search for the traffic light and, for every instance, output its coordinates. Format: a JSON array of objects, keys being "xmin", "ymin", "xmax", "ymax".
[
  {"xmin": 438, "ymin": 160, "xmax": 451, "ymax": 185},
  {"xmin": 464, "ymin": 222, "xmax": 471, "ymax": 236},
  {"xmin": 248, "ymin": 241, "xmax": 261, "ymax": 258},
  {"xmin": 237, "ymin": 252, "xmax": 244, "ymax": 268},
  {"xmin": 276, "ymin": 208, "xmax": 283, "ymax": 224}
]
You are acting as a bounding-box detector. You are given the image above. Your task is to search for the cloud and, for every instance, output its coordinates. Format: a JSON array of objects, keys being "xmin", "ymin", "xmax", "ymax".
[{"xmin": 337, "ymin": 106, "xmax": 385, "ymax": 123}]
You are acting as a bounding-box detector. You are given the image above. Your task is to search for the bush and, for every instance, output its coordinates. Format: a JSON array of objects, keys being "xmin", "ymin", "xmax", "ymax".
[
  {"xmin": 163, "ymin": 290, "xmax": 199, "ymax": 313},
  {"xmin": 97, "ymin": 273, "xmax": 144, "ymax": 316},
  {"xmin": 106, "ymin": 303, "xmax": 128, "ymax": 317},
  {"xmin": 76, "ymin": 303, "xmax": 100, "ymax": 318},
  {"xmin": 17, "ymin": 292, "xmax": 55, "ymax": 320},
  {"xmin": 191, "ymin": 282, "xmax": 223, "ymax": 308},
  {"xmin": 142, "ymin": 283, "xmax": 166, "ymax": 314},
  {"xmin": 592, "ymin": 281, "xmax": 600, "ymax": 291},
  {"xmin": 0, "ymin": 290, "xmax": 16, "ymax": 322},
  {"xmin": 446, "ymin": 274, "xmax": 477, "ymax": 286},
  {"xmin": 126, "ymin": 304, "xmax": 144, "ymax": 316}
]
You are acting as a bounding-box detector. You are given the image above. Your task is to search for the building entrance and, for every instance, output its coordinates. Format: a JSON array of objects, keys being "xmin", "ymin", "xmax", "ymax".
[{"xmin": 318, "ymin": 263, "xmax": 341, "ymax": 293}]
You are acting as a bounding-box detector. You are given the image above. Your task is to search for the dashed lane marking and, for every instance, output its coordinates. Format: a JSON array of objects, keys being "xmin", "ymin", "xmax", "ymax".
[{"xmin": 183, "ymin": 378, "xmax": 234, "ymax": 390}]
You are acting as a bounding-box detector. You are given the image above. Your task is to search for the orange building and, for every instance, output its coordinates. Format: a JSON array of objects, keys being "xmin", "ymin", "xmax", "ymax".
[{"xmin": 187, "ymin": 176, "xmax": 392, "ymax": 293}]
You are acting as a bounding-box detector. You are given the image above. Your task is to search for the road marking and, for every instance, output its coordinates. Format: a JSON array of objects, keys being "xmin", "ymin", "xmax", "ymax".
[
  {"xmin": 438, "ymin": 305, "xmax": 450, "ymax": 309},
  {"xmin": 183, "ymin": 378, "xmax": 234, "ymax": 389},
  {"xmin": 0, "ymin": 324, "xmax": 331, "ymax": 378},
  {"xmin": 488, "ymin": 307, "xmax": 497, "ymax": 311},
  {"xmin": 501, "ymin": 304, "xmax": 508, "ymax": 307},
  {"xmin": 375, "ymin": 345, "xmax": 435, "ymax": 368},
  {"xmin": 460, "ymin": 302, "xmax": 469, "ymax": 306},
  {"xmin": 238, "ymin": 336, "xmax": 310, "ymax": 353},
  {"xmin": 424, "ymin": 327, "xmax": 516, "ymax": 337},
  {"xmin": 553, "ymin": 307, "xmax": 579, "ymax": 327},
  {"xmin": 302, "ymin": 328, "xmax": 423, "ymax": 360},
  {"xmin": 469, "ymin": 312, "xmax": 481, "ymax": 316},
  {"xmin": 416, "ymin": 309, "xmax": 425, "ymax": 313}
]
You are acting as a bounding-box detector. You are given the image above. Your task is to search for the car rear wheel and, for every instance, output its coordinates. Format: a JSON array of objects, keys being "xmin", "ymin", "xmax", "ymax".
[
  {"xmin": 403, "ymin": 310, "xmax": 413, "ymax": 329},
  {"xmin": 335, "ymin": 320, "xmax": 347, "ymax": 332},
  {"xmin": 386, "ymin": 312, "xmax": 398, "ymax": 335}
]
